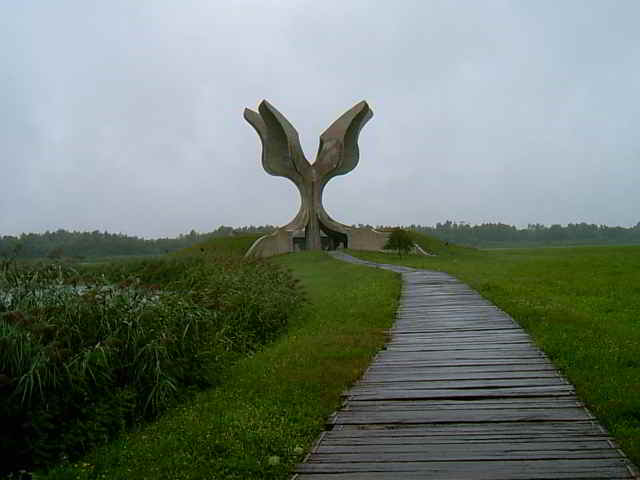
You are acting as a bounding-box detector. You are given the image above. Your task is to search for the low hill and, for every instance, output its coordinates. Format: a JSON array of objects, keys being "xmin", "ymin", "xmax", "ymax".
[
  {"xmin": 409, "ymin": 230, "xmax": 474, "ymax": 256},
  {"xmin": 177, "ymin": 234, "xmax": 261, "ymax": 257},
  {"xmin": 180, "ymin": 231, "xmax": 471, "ymax": 258}
]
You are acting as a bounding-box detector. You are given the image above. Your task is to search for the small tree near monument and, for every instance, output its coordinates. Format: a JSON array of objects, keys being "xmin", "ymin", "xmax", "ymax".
[{"xmin": 384, "ymin": 228, "xmax": 414, "ymax": 256}]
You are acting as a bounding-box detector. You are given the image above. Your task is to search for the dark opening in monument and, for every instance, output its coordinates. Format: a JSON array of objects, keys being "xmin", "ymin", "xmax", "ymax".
[
  {"xmin": 293, "ymin": 223, "xmax": 347, "ymax": 251},
  {"xmin": 320, "ymin": 221, "xmax": 348, "ymax": 250}
]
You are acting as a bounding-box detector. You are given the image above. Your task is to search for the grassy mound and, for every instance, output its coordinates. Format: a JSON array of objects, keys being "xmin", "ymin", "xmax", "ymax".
[
  {"xmin": 176, "ymin": 234, "xmax": 261, "ymax": 258},
  {"xmin": 408, "ymin": 229, "xmax": 474, "ymax": 256},
  {"xmin": 39, "ymin": 251, "xmax": 401, "ymax": 479},
  {"xmin": 1, "ymin": 253, "xmax": 301, "ymax": 476}
]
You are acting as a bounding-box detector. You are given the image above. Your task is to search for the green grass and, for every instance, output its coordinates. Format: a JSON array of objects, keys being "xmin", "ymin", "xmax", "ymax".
[
  {"xmin": 348, "ymin": 243, "xmax": 640, "ymax": 466},
  {"xmin": 176, "ymin": 234, "xmax": 261, "ymax": 258},
  {"xmin": 40, "ymin": 251, "xmax": 401, "ymax": 479},
  {"xmin": 409, "ymin": 230, "xmax": 475, "ymax": 256},
  {"xmin": 1, "ymin": 254, "xmax": 300, "ymax": 477}
]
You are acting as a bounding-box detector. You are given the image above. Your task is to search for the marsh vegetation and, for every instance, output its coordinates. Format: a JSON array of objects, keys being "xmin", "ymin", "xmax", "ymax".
[
  {"xmin": 2, "ymin": 233, "xmax": 638, "ymax": 478},
  {"xmin": 0, "ymin": 237, "xmax": 300, "ymax": 477}
]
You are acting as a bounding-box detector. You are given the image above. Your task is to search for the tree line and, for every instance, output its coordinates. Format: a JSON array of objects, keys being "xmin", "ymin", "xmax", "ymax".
[
  {"xmin": 408, "ymin": 221, "xmax": 640, "ymax": 247},
  {"xmin": 3, "ymin": 221, "xmax": 639, "ymax": 258},
  {"xmin": 0, "ymin": 225, "xmax": 275, "ymax": 259}
]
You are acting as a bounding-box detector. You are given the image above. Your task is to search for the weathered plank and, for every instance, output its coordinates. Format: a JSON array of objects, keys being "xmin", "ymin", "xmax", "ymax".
[
  {"xmin": 361, "ymin": 371, "xmax": 560, "ymax": 382},
  {"xmin": 308, "ymin": 449, "xmax": 622, "ymax": 462},
  {"xmin": 293, "ymin": 252, "xmax": 638, "ymax": 479},
  {"xmin": 346, "ymin": 385, "xmax": 575, "ymax": 401},
  {"xmin": 350, "ymin": 376, "xmax": 569, "ymax": 390},
  {"xmin": 295, "ymin": 458, "xmax": 633, "ymax": 476},
  {"xmin": 317, "ymin": 440, "xmax": 614, "ymax": 453},
  {"xmin": 344, "ymin": 398, "xmax": 583, "ymax": 409},
  {"xmin": 330, "ymin": 407, "xmax": 591, "ymax": 424}
]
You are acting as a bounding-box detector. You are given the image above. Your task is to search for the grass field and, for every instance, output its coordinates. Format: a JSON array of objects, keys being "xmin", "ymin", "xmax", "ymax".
[
  {"xmin": 1, "ymin": 247, "xmax": 302, "ymax": 477},
  {"xmin": 176, "ymin": 234, "xmax": 261, "ymax": 257},
  {"xmin": 30, "ymin": 236, "xmax": 640, "ymax": 477},
  {"xmin": 40, "ymin": 251, "xmax": 401, "ymax": 479},
  {"xmin": 348, "ymin": 240, "xmax": 640, "ymax": 466}
]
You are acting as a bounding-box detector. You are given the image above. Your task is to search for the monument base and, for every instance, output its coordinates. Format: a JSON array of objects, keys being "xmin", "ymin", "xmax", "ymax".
[{"xmin": 245, "ymin": 226, "xmax": 389, "ymax": 258}]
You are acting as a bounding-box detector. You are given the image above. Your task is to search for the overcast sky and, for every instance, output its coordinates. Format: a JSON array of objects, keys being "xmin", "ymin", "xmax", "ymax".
[{"xmin": 2, "ymin": 1, "xmax": 639, "ymax": 238}]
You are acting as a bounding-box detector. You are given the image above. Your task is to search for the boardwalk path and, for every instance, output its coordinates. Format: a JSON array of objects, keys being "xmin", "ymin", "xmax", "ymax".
[{"xmin": 293, "ymin": 251, "xmax": 638, "ymax": 479}]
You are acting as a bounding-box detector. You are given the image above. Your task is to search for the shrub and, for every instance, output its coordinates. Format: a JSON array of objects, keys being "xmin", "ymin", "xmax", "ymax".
[
  {"xmin": 384, "ymin": 228, "xmax": 414, "ymax": 256},
  {"xmin": 0, "ymin": 255, "xmax": 301, "ymax": 476}
]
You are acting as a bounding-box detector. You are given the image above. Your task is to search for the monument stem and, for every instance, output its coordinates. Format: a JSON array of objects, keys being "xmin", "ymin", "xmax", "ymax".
[{"xmin": 244, "ymin": 100, "xmax": 389, "ymax": 257}]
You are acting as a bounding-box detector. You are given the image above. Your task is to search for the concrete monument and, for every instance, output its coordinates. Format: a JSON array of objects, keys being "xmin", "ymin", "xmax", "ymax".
[{"xmin": 244, "ymin": 100, "xmax": 388, "ymax": 257}]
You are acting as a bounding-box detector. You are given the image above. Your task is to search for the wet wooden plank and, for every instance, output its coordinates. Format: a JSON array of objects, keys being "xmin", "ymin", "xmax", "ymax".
[
  {"xmin": 309, "ymin": 449, "xmax": 621, "ymax": 462},
  {"xmin": 365, "ymin": 363, "xmax": 557, "ymax": 372},
  {"xmin": 295, "ymin": 469, "xmax": 633, "ymax": 479},
  {"xmin": 350, "ymin": 376, "xmax": 569, "ymax": 390},
  {"xmin": 367, "ymin": 359, "xmax": 554, "ymax": 368},
  {"xmin": 295, "ymin": 458, "xmax": 633, "ymax": 477},
  {"xmin": 317, "ymin": 440, "xmax": 613, "ymax": 453},
  {"xmin": 294, "ymin": 252, "xmax": 638, "ymax": 479},
  {"xmin": 362, "ymin": 372, "xmax": 560, "ymax": 383},
  {"xmin": 329, "ymin": 421, "xmax": 608, "ymax": 437},
  {"xmin": 391, "ymin": 333, "xmax": 525, "ymax": 341},
  {"xmin": 345, "ymin": 398, "xmax": 583, "ymax": 409},
  {"xmin": 346, "ymin": 385, "xmax": 575, "ymax": 401},
  {"xmin": 331, "ymin": 407, "xmax": 591, "ymax": 424}
]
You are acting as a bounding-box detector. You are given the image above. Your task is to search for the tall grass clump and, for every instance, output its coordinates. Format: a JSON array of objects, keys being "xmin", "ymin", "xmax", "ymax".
[
  {"xmin": 176, "ymin": 234, "xmax": 261, "ymax": 258},
  {"xmin": 0, "ymin": 254, "xmax": 301, "ymax": 477},
  {"xmin": 408, "ymin": 230, "xmax": 475, "ymax": 256}
]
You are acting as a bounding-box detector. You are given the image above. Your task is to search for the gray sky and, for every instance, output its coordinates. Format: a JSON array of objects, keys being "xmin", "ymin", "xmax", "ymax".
[{"xmin": 2, "ymin": 1, "xmax": 639, "ymax": 238}]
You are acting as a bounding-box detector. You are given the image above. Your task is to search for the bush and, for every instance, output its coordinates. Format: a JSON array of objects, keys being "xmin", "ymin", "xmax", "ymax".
[
  {"xmin": 0, "ymin": 255, "xmax": 301, "ymax": 476},
  {"xmin": 384, "ymin": 228, "xmax": 414, "ymax": 256}
]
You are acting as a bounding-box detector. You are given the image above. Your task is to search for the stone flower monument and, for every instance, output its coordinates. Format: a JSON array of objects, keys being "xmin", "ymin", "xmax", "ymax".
[{"xmin": 244, "ymin": 100, "xmax": 388, "ymax": 257}]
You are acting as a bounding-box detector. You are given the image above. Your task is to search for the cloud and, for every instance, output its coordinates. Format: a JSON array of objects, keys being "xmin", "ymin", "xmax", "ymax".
[{"xmin": 2, "ymin": 0, "xmax": 639, "ymax": 237}]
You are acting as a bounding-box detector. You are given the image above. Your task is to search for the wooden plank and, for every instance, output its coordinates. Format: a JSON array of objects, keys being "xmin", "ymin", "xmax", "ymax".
[
  {"xmin": 384, "ymin": 343, "xmax": 540, "ymax": 352},
  {"xmin": 362, "ymin": 371, "xmax": 560, "ymax": 382},
  {"xmin": 376, "ymin": 348, "xmax": 547, "ymax": 357},
  {"xmin": 345, "ymin": 398, "xmax": 582, "ymax": 409},
  {"xmin": 389, "ymin": 330, "xmax": 530, "ymax": 338},
  {"xmin": 390, "ymin": 327, "xmax": 522, "ymax": 334},
  {"xmin": 309, "ymin": 449, "xmax": 621, "ymax": 462},
  {"xmin": 388, "ymin": 336, "xmax": 532, "ymax": 344},
  {"xmin": 295, "ymin": 458, "xmax": 633, "ymax": 477},
  {"xmin": 296, "ymin": 252, "xmax": 638, "ymax": 479},
  {"xmin": 350, "ymin": 377, "xmax": 569, "ymax": 390},
  {"xmin": 389, "ymin": 336, "xmax": 532, "ymax": 343},
  {"xmin": 367, "ymin": 359, "xmax": 554, "ymax": 368},
  {"xmin": 392, "ymin": 318, "xmax": 516, "ymax": 324},
  {"xmin": 390, "ymin": 330, "xmax": 524, "ymax": 337},
  {"xmin": 317, "ymin": 440, "xmax": 613, "ymax": 452},
  {"xmin": 382, "ymin": 349, "xmax": 543, "ymax": 356},
  {"xmin": 321, "ymin": 435, "xmax": 615, "ymax": 446},
  {"xmin": 346, "ymin": 385, "xmax": 574, "ymax": 401},
  {"xmin": 395, "ymin": 312, "xmax": 511, "ymax": 317},
  {"xmin": 365, "ymin": 363, "xmax": 556, "ymax": 373},
  {"xmin": 329, "ymin": 421, "xmax": 608, "ymax": 437},
  {"xmin": 367, "ymin": 361, "xmax": 554, "ymax": 370},
  {"xmin": 392, "ymin": 321, "xmax": 518, "ymax": 328},
  {"xmin": 294, "ymin": 471, "xmax": 633, "ymax": 479},
  {"xmin": 330, "ymin": 407, "xmax": 591, "ymax": 424}
]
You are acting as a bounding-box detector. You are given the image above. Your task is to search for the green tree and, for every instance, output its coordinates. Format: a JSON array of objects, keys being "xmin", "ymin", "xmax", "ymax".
[{"xmin": 384, "ymin": 228, "xmax": 414, "ymax": 256}]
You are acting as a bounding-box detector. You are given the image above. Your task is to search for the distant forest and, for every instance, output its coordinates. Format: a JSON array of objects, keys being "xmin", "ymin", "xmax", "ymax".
[
  {"xmin": 2, "ymin": 221, "xmax": 639, "ymax": 259},
  {"xmin": 410, "ymin": 221, "xmax": 640, "ymax": 248},
  {"xmin": 0, "ymin": 225, "xmax": 276, "ymax": 259}
]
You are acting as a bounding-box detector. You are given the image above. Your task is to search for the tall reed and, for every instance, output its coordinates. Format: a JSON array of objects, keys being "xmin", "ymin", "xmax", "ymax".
[{"xmin": 0, "ymin": 254, "xmax": 301, "ymax": 475}]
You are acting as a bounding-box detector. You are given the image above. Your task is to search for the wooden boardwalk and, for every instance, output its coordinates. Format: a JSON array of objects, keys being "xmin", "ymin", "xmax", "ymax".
[{"xmin": 293, "ymin": 251, "xmax": 638, "ymax": 479}]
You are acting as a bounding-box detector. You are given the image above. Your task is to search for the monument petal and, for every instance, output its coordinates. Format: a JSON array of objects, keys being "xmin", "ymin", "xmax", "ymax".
[{"xmin": 244, "ymin": 101, "xmax": 388, "ymax": 257}]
